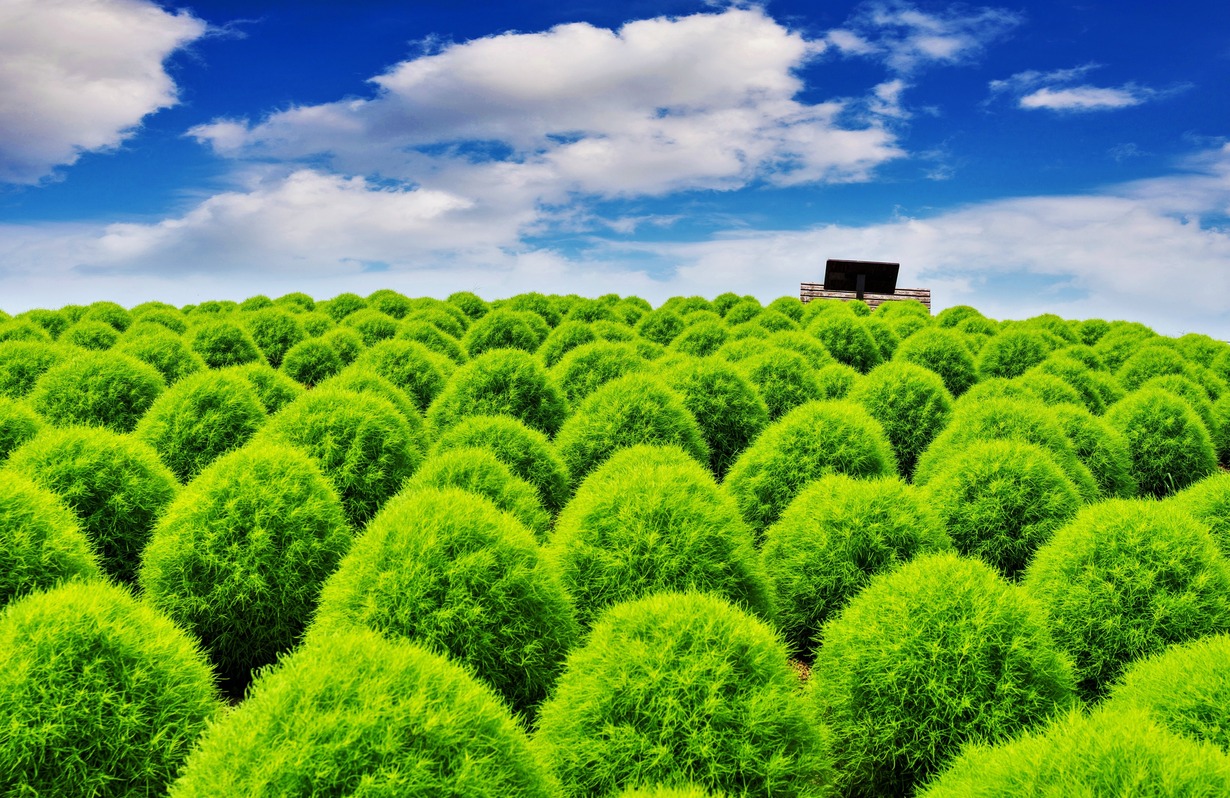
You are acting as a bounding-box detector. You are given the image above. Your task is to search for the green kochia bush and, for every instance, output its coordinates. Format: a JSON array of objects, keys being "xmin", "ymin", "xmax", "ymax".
[
  {"xmin": 318, "ymin": 366, "xmax": 423, "ymax": 430},
  {"xmin": 116, "ymin": 327, "xmax": 205, "ymax": 384},
  {"xmin": 7, "ymin": 426, "xmax": 177, "ymax": 584},
  {"xmin": 924, "ymin": 440, "xmax": 1081, "ymax": 579},
  {"xmin": 658, "ymin": 356, "xmax": 769, "ymax": 479},
  {"xmin": 63, "ymin": 319, "xmax": 120, "ymax": 350},
  {"xmin": 30, "ymin": 350, "xmax": 164, "ymax": 432},
  {"xmin": 538, "ymin": 320, "xmax": 598, "ymax": 368},
  {"xmin": 189, "ymin": 319, "xmax": 262, "ymax": 368},
  {"xmin": 1167, "ymin": 472, "xmax": 1230, "ymax": 555},
  {"xmin": 0, "ymin": 341, "xmax": 66, "ymax": 398},
  {"xmin": 226, "ymin": 361, "xmax": 304, "ymax": 414},
  {"xmin": 280, "ymin": 337, "xmax": 342, "ymax": 386},
  {"xmin": 554, "ymin": 373, "xmax": 709, "ymax": 484},
  {"xmin": 0, "ymin": 580, "xmax": 222, "ymax": 797},
  {"xmin": 354, "ymin": 339, "xmax": 450, "ymax": 414},
  {"xmin": 259, "ymin": 388, "xmax": 426, "ymax": 527},
  {"xmin": 1050, "ymin": 403, "xmax": 1137, "ymax": 498},
  {"xmin": 736, "ymin": 347, "xmax": 822, "ymax": 420},
  {"xmin": 976, "ymin": 328, "xmax": 1050, "ymax": 379},
  {"xmin": 399, "ymin": 319, "xmax": 467, "ymax": 364},
  {"xmin": 168, "ymin": 630, "xmax": 557, "ymax": 797},
  {"xmin": 849, "ymin": 360, "xmax": 953, "ymax": 477},
  {"xmin": 0, "ymin": 395, "xmax": 40, "ymax": 462},
  {"xmin": 634, "ymin": 307, "xmax": 686, "ymax": 345},
  {"xmin": 136, "ymin": 369, "xmax": 267, "ymax": 482},
  {"xmin": 0, "ymin": 471, "xmax": 102, "ymax": 605},
  {"xmin": 309, "ymin": 488, "xmax": 576, "ymax": 716},
  {"xmin": 893, "ymin": 327, "xmax": 978, "ymax": 397},
  {"xmin": 1023, "ymin": 499, "xmax": 1230, "ymax": 701},
  {"xmin": 244, "ymin": 307, "xmax": 305, "ymax": 367},
  {"xmin": 432, "ymin": 414, "xmax": 570, "ymax": 514},
  {"xmin": 808, "ymin": 552, "xmax": 1077, "ymax": 798},
  {"xmin": 723, "ymin": 400, "xmax": 897, "ymax": 534},
  {"xmin": 341, "ymin": 308, "xmax": 401, "ymax": 346},
  {"xmin": 1105, "ymin": 386, "xmax": 1217, "ymax": 497},
  {"xmin": 139, "ymin": 443, "xmax": 353, "ymax": 695},
  {"xmin": 463, "ymin": 308, "xmax": 549, "ymax": 356},
  {"xmin": 807, "ymin": 311, "xmax": 883, "ymax": 373},
  {"xmin": 552, "ymin": 340, "xmax": 648, "ymax": 404},
  {"xmin": 428, "ymin": 348, "xmax": 568, "ymax": 437},
  {"xmin": 547, "ymin": 445, "xmax": 773, "ymax": 628},
  {"xmin": 918, "ymin": 705, "xmax": 1230, "ymax": 797},
  {"xmin": 533, "ymin": 591, "xmax": 835, "ymax": 798},
  {"xmin": 761, "ymin": 474, "xmax": 951, "ymax": 660},
  {"xmin": 402, "ymin": 448, "xmax": 550, "ymax": 539}
]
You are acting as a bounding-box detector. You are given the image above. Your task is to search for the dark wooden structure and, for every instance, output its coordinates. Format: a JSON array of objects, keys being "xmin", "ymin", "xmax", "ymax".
[{"xmin": 800, "ymin": 259, "xmax": 931, "ymax": 312}]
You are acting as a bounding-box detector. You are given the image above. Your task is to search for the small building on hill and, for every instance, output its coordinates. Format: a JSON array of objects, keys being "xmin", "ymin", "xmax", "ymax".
[{"xmin": 800, "ymin": 259, "xmax": 931, "ymax": 312}]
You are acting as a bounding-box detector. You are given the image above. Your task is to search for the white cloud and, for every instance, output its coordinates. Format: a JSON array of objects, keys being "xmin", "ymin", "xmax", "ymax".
[
  {"xmin": 830, "ymin": 2, "xmax": 1021, "ymax": 73},
  {"xmin": 989, "ymin": 64, "xmax": 1178, "ymax": 113},
  {"xmin": 0, "ymin": 0, "xmax": 206, "ymax": 183}
]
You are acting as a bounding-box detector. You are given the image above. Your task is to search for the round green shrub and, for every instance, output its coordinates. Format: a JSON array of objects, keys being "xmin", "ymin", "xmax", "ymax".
[
  {"xmin": 761, "ymin": 474, "xmax": 950, "ymax": 659},
  {"xmin": 554, "ymin": 373, "xmax": 708, "ymax": 484},
  {"xmin": 274, "ymin": 291, "xmax": 315, "ymax": 312},
  {"xmin": 1214, "ymin": 393, "xmax": 1230, "ymax": 464},
  {"xmin": 736, "ymin": 347, "xmax": 822, "ymax": 420},
  {"xmin": 280, "ymin": 337, "xmax": 343, "ymax": 386},
  {"xmin": 259, "ymin": 388, "xmax": 426, "ymax": 526},
  {"xmin": 189, "ymin": 319, "xmax": 261, "ymax": 368},
  {"xmin": 658, "ymin": 356, "xmax": 769, "ymax": 478},
  {"xmin": 849, "ymin": 360, "xmax": 953, "ymax": 477},
  {"xmin": 366, "ymin": 288, "xmax": 413, "ymax": 320},
  {"xmin": 0, "ymin": 395, "xmax": 40, "ymax": 463},
  {"xmin": 1167, "ymin": 472, "xmax": 1230, "ymax": 556},
  {"xmin": 30, "ymin": 350, "xmax": 164, "ymax": 433},
  {"xmin": 17, "ymin": 308, "xmax": 69, "ymax": 339},
  {"xmin": 766, "ymin": 295, "xmax": 806, "ymax": 321},
  {"xmin": 765, "ymin": 329, "xmax": 835, "ymax": 370},
  {"xmin": 317, "ymin": 365, "xmax": 423, "ymax": 430},
  {"xmin": 670, "ymin": 319, "xmax": 729, "ymax": 357},
  {"xmin": 0, "ymin": 580, "xmax": 222, "ymax": 797},
  {"xmin": 592, "ymin": 318, "xmax": 636, "ymax": 343},
  {"xmin": 616, "ymin": 786, "xmax": 723, "ymax": 798},
  {"xmin": 135, "ymin": 369, "xmax": 266, "ymax": 482},
  {"xmin": 1140, "ymin": 373, "xmax": 1217, "ymax": 431},
  {"xmin": 552, "ymin": 340, "xmax": 648, "ymax": 404},
  {"xmin": 724, "ymin": 399, "xmax": 897, "ymax": 533},
  {"xmin": 814, "ymin": 362, "xmax": 861, "ymax": 399},
  {"xmin": 131, "ymin": 306, "xmax": 187, "ymax": 335},
  {"xmin": 1050, "ymin": 403, "xmax": 1137, "ymax": 498},
  {"xmin": 0, "ymin": 471, "xmax": 101, "ymax": 606},
  {"xmin": 463, "ymin": 308, "xmax": 549, "ymax": 357},
  {"xmin": 635, "ymin": 308, "xmax": 687, "ymax": 346},
  {"xmin": 447, "ymin": 290, "xmax": 490, "ymax": 320},
  {"xmin": 63, "ymin": 319, "xmax": 119, "ymax": 350},
  {"xmin": 341, "ymin": 308, "xmax": 401, "ymax": 346},
  {"xmin": 1095, "ymin": 325, "xmax": 1158, "ymax": 371},
  {"xmin": 751, "ymin": 309, "xmax": 799, "ymax": 332},
  {"xmin": 238, "ymin": 294, "xmax": 273, "ymax": 311},
  {"xmin": 168, "ymin": 630, "xmax": 555, "ymax": 797},
  {"xmin": 501, "ymin": 291, "xmax": 562, "ymax": 327},
  {"xmin": 185, "ymin": 299, "xmax": 237, "ymax": 315},
  {"xmin": 1, "ymin": 319, "xmax": 55, "ymax": 344},
  {"xmin": 0, "ymin": 340, "xmax": 66, "ymax": 398},
  {"xmin": 81, "ymin": 300, "xmax": 132, "ymax": 332},
  {"xmin": 297, "ymin": 310, "xmax": 335, "ymax": 336},
  {"xmin": 398, "ymin": 319, "xmax": 466, "ymax": 364},
  {"xmin": 225, "ymin": 361, "xmax": 304, "ymax": 414},
  {"xmin": 1023, "ymin": 498, "xmax": 1230, "ymax": 700},
  {"xmin": 565, "ymin": 298, "xmax": 621, "ymax": 324},
  {"xmin": 139, "ymin": 442, "xmax": 352, "ymax": 693},
  {"xmin": 428, "ymin": 348, "xmax": 568, "ymax": 437},
  {"xmin": 1117, "ymin": 344, "xmax": 1196, "ymax": 392},
  {"xmin": 1105, "ymin": 386, "xmax": 1217, "ymax": 497},
  {"xmin": 407, "ymin": 304, "xmax": 469, "ymax": 339},
  {"xmin": 894, "ymin": 327, "xmax": 978, "ymax": 396},
  {"xmin": 538, "ymin": 320, "xmax": 598, "ymax": 368},
  {"xmin": 534, "ymin": 591, "xmax": 834, "ymax": 798},
  {"xmin": 935, "ymin": 305, "xmax": 985, "ymax": 328},
  {"xmin": 918, "ymin": 705, "xmax": 1230, "ymax": 797},
  {"xmin": 547, "ymin": 445, "xmax": 772, "ymax": 628},
  {"xmin": 432, "ymin": 414, "xmax": 570, "ymax": 513},
  {"xmin": 807, "ymin": 311, "xmax": 883, "ymax": 373},
  {"xmin": 809, "ymin": 552, "xmax": 1077, "ymax": 797},
  {"xmin": 319, "ymin": 325, "xmax": 365, "ymax": 365},
  {"xmin": 402, "ymin": 448, "xmax": 550, "ymax": 539},
  {"xmin": 1013, "ymin": 370, "xmax": 1085, "ymax": 407},
  {"xmin": 1177, "ymin": 332, "xmax": 1227, "ymax": 367},
  {"xmin": 116, "ymin": 327, "xmax": 204, "ymax": 384},
  {"xmin": 309, "ymin": 488, "xmax": 575, "ymax": 715},
  {"xmin": 354, "ymin": 339, "xmax": 450, "ymax": 414},
  {"xmin": 924, "ymin": 440, "xmax": 1081, "ymax": 579},
  {"xmin": 8, "ymin": 425, "xmax": 176, "ymax": 584},
  {"xmin": 1032, "ymin": 353, "xmax": 1114, "ymax": 414},
  {"xmin": 244, "ymin": 307, "xmax": 305, "ymax": 368},
  {"xmin": 955, "ymin": 315, "xmax": 998, "ymax": 341},
  {"xmin": 864, "ymin": 316, "xmax": 900, "ymax": 358},
  {"xmin": 976, "ymin": 328, "xmax": 1050, "ymax": 379}
]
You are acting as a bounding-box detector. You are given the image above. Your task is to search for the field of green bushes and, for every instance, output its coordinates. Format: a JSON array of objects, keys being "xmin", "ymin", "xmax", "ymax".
[{"xmin": 2, "ymin": 289, "xmax": 1230, "ymax": 796}]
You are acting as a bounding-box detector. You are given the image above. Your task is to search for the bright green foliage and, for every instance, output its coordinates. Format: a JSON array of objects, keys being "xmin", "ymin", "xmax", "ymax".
[
  {"xmin": 554, "ymin": 373, "xmax": 708, "ymax": 483},
  {"xmin": 189, "ymin": 319, "xmax": 263, "ymax": 368},
  {"xmin": 169, "ymin": 631, "xmax": 556, "ymax": 797},
  {"xmin": 1105, "ymin": 634, "xmax": 1230, "ymax": 753},
  {"xmin": 432, "ymin": 414, "xmax": 569, "ymax": 513},
  {"xmin": 447, "ymin": 290, "xmax": 490, "ymax": 320},
  {"xmin": 764, "ymin": 330, "xmax": 834, "ymax": 370},
  {"xmin": 17, "ymin": 308, "xmax": 69, "ymax": 339},
  {"xmin": 503, "ymin": 291, "xmax": 562, "ymax": 327},
  {"xmin": 635, "ymin": 307, "xmax": 686, "ymax": 345},
  {"xmin": 724, "ymin": 400, "xmax": 897, "ymax": 533},
  {"xmin": 913, "ymin": 397, "xmax": 1099, "ymax": 501},
  {"xmin": 1105, "ymin": 387, "xmax": 1217, "ymax": 496},
  {"xmin": 225, "ymin": 361, "xmax": 304, "ymax": 414},
  {"xmin": 925, "ymin": 440, "xmax": 1081, "ymax": 579},
  {"xmin": 552, "ymin": 340, "xmax": 648, "ymax": 404},
  {"xmin": 976, "ymin": 328, "xmax": 1050, "ymax": 379},
  {"xmin": 464, "ymin": 308, "xmax": 549, "ymax": 356},
  {"xmin": 244, "ymin": 307, "xmax": 305, "ymax": 367},
  {"xmin": 1117, "ymin": 344, "xmax": 1196, "ymax": 392},
  {"xmin": 310, "ymin": 488, "xmax": 576, "ymax": 716},
  {"xmin": 1075, "ymin": 317, "xmax": 1111, "ymax": 345},
  {"xmin": 8, "ymin": 426, "xmax": 176, "ymax": 583},
  {"xmin": 0, "ymin": 319, "xmax": 54, "ymax": 343},
  {"xmin": 259, "ymin": 388, "xmax": 426, "ymax": 526},
  {"xmin": 671, "ymin": 320, "xmax": 729, "ymax": 357},
  {"xmin": 1032, "ymin": 353, "xmax": 1116, "ymax": 414},
  {"xmin": 341, "ymin": 308, "xmax": 401, "ymax": 346},
  {"xmin": 1176, "ymin": 333, "xmax": 1227, "ymax": 367},
  {"xmin": 319, "ymin": 325, "xmax": 364, "ymax": 365},
  {"xmin": 0, "ymin": 396, "xmax": 40, "ymax": 462},
  {"xmin": 403, "ymin": 448, "xmax": 550, "ymax": 539},
  {"xmin": 1023, "ymin": 499, "xmax": 1230, "ymax": 701},
  {"xmin": 920, "ymin": 705, "xmax": 1230, "ymax": 797},
  {"xmin": 617, "ymin": 786, "xmax": 724, "ymax": 798},
  {"xmin": 186, "ymin": 299, "xmax": 237, "ymax": 315},
  {"xmin": 140, "ymin": 442, "xmax": 353, "ymax": 694},
  {"xmin": 323, "ymin": 292, "xmax": 367, "ymax": 321},
  {"xmin": 538, "ymin": 320, "xmax": 598, "ymax": 367},
  {"xmin": 761, "ymin": 474, "xmax": 950, "ymax": 659},
  {"xmin": 723, "ymin": 299, "xmax": 763, "ymax": 325},
  {"xmin": 0, "ymin": 580, "xmax": 222, "ymax": 797},
  {"xmin": 1213, "ymin": 394, "xmax": 1230, "ymax": 463},
  {"xmin": 281, "ymin": 337, "xmax": 343, "ymax": 385},
  {"xmin": 807, "ymin": 311, "xmax": 883, "ymax": 373},
  {"xmin": 814, "ymin": 362, "xmax": 861, "ymax": 399},
  {"xmin": 935, "ymin": 305, "xmax": 985, "ymax": 328},
  {"xmin": 0, "ymin": 341, "xmax": 65, "ymax": 398},
  {"xmin": 873, "ymin": 298, "xmax": 930, "ymax": 320},
  {"xmin": 850, "ymin": 360, "xmax": 953, "ymax": 477},
  {"xmin": 547, "ymin": 445, "xmax": 772, "ymax": 628},
  {"xmin": 1140, "ymin": 373, "xmax": 1217, "ymax": 431},
  {"xmin": 366, "ymin": 288, "xmax": 413, "ymax": 319},
  {"xmin": 131, "ymin": 306, "xmax": 188, "ymax": 335},
  {"xmin": 399, "ymin": 319, "xmax": 467, "ymax": 364},
  {"xmin": 1013, "ymin": 370, "xmax": 1084, "ymax": 407},
  {"xmin": 864, "ymin": 317, "xmax": 900, "ymax": 359},
  {"xmin": 893, "ymin": 327, "xmax": 978, "ymax": 396},
  {"xmin": 736, "ymin": 348, "xmax": 822, "ymax": 420},
  {"xmin": 239, "ymin": 294, "xmax": 273, "ymax": 311},
  {"xmin": 1166, "ymin": 472, "xmax": 1230, "ymax": 556},
  {"xmin": 63, "ymin": 319, "xmax": 119, "ymax": 350},
  {"xmin": 1050, "ymin": 403, "xmax": 1137, "ymax": 498},
  {"xmin": 81, "ymin": 300, "xmax": 132, "ymax": 332},
  {"xmin": 955, "ymin": 316, "xmax": 999, "ymax": 341},
  {"xmin": 273, "ymin": 292, "xmax": 315, "ymax": 312},
  {"xmin": 809, "ymin": 552, "xmax": 1077, "ymax": 798},
  {"xmin": 1095, "ymin": 326, "xmax": 1158, "ymax": 371},
  {"xmin": 658, "ymin": 356, "xmax": 769, "ymax": 479},
  {"xmin": 428, "ymin": 348, "xmax": 568, "ymax": 437},
  {"xmin": 116, "ymin": 327, "xmax": 204, "ymax": 384},
  {"xmin": 31, "ymin": 350, "xmax": 164, "ymax": 432},
  {"xmin": 534, "ymin": 591, "xmax": 834, "ymax": 798},
  {"xmin": 407, "ymin": 305, "xmax": 469, "ymax": 339},
  {"xmin": 136, "ymin": 368, "xmax": 266, "ymax": 482},
  {"xmin": 318, "ymin": 366, "xmax": 423, "ymax": 429},
  {"xmin": 354, "ymin": 339, "xmax": 450, "ymax": 413},
  {"xmin": 592, "ymin": 319, "xmax": 636, "ymax": 343},
  {"xmin": 566, "ymin": 298, "xmax": 621, "ymax": 324},
  {"xmin": 0, "ymin": 471, "xmax": 101, "ymax": 605}
]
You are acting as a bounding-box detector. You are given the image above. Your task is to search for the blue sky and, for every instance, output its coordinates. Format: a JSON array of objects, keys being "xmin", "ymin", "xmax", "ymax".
[{"xmin": 1, "ymin": 0, "xmax": 1228, "ymax": 337}]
